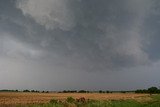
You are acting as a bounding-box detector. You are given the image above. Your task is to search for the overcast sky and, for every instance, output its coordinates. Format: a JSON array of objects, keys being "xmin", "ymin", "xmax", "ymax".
[{"xmin": 0, "ymin": 0, "xmax": 160, "ymax": 91}]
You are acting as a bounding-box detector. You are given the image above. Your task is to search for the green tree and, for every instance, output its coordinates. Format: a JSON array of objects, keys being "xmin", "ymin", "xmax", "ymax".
[{"xmin": 148, "ymin": 87, "xmax": 158, "ymax": 94}]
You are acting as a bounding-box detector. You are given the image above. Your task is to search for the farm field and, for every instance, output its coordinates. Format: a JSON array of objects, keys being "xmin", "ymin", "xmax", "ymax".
[{"xmin": 0, "ymin": 92, "xmax": 151, "ymax": 107}]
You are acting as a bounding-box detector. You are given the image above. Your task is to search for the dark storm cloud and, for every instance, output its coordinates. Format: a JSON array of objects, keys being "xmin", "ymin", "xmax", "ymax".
[
  {"xmin": 15, "ymin": 0, "xmax": 153, "ymax": 71},
  {"xmin": 0, "ymin": 0, "xmax": 160, "ymax": 90}
]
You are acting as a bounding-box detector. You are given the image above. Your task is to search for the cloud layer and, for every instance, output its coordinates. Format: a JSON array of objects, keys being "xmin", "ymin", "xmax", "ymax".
[
  {"xmin": 15, "ymin": 0, "xmax": 155, "ymax": 72},
  {"xmin": 17, "ymin": 0, "xmax": 76, "ymax": 31},
  {"xmin": 0, "ymin": 0, "xmax": 160, "ymax": 90}
]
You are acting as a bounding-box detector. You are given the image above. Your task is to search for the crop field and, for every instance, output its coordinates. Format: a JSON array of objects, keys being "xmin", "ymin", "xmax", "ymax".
[{"xmin": 0, "ymin": 92, "xmax": 154, "ymax": 107}]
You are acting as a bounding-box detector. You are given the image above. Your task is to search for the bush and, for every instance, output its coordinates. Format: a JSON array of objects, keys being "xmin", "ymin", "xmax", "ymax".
[
  {"xmin": 106, "ymin": 91, "xmax": 110, "ymax": 93},
  {"xmin": 66, "ymin": 97, "xmax": 75, "ymax": 103},
  {"xmin": 50, "ymin": 99, "xmax": 58, "ymax": 104}
]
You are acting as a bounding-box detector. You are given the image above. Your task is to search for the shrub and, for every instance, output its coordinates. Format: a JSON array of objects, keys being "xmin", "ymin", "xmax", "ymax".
[
  {"xmin": 66, "ymin": 97, "xmax": 75, "ymax": 103},
  {"xmin": 50, "ymin": 99, "xmax": 58, "ymax": 104}
]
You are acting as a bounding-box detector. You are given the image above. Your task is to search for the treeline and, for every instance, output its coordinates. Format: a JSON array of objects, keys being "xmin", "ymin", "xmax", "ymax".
[
  {"xmin": 1, "ymin": 87, "xmax": 160, "ymax": 94},
  {"xmin": 59, "ymin": 90, "xmax": 114, "ymax": 93},
  {"xmin": 0, "ymin": 89, "xmax": 18, "ymax": 92},
  {"xmin": 59, "ymin": 90, "xmax": 136, "ymax": 93},
  {"xmin": 23, "ymin": 90, "xmax": 49, "ymax": 93},
  {"xmin": 0, "ymin": 89, "xmax": 134, "ymax": 93},
  {"xmin": 0, "ymin": 89, "xmax": 49, "ymax": 93},
  {"xmin": 135, "ymin": 87, "xmax": 160, "ymax": 94}
]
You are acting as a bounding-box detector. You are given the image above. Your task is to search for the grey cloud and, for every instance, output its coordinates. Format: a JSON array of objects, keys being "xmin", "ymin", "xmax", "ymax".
[
  {"xmin": 8, "ymin": 0, "xmax": 158, "ymax": 72},
  {"xmin": 0, "ymin": 0, "xmax": 160, "ymax": 90},
  {"xmin": 16, "ymin": 0, "xmax": 76, "ymax": 31}
]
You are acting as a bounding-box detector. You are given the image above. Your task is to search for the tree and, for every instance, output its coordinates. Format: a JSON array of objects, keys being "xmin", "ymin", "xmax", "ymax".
[
  {"xmin": 99, "ymin": 90, "xmax": 103, "ymax": 93},
  {"xmin": 23, "ymin": 89, "xmax": 30, "ymax": 92},
  {"xmin": 148, "ymin": 87, "xmax": 158, "ymax": 94}
]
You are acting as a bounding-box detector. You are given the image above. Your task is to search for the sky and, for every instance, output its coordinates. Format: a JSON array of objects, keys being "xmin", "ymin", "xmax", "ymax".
[{"xmin": 0, "ymin": 0, "xmax": 160, "ymax": 91}]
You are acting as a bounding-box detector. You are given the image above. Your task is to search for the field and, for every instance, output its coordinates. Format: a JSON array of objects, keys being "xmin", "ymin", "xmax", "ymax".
[{"xmin": 0, "ymin": 92, "xmax": 155, "ymax": 107}]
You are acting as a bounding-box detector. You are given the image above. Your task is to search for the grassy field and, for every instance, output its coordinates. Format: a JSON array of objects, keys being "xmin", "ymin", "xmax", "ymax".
[
  {"xmin": 0, "ymin": 92, "xmax": 159, "ymax": 107},
  {"xmin": 21, "ymin": 94, "xmax": 160, "ymax": 107}
]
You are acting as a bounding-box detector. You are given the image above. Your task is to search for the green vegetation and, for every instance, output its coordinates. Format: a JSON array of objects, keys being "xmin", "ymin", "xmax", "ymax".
[
  {"xmin": 19, "ymin": 95, "xmax": 160, "ymax": 107},
  {"xmin": 0, "ymin": 89, "xmax": 19, "ymax": 92},
  {"xmin": 66, "ymin": 97, "xmax": 75, "ymax": 103},
  {"xmin": 50, "ymin": 99, "xmax": 59, "ymax": 104},
  {"xmin": 135, "ymin": 87, "xmax": 160, "ymax": 94}
]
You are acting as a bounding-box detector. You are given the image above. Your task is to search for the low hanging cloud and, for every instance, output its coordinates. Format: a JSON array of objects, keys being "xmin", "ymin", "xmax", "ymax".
[{"xmin": 0, "ymin": 33, "xmax": 44, "ymax": 59}]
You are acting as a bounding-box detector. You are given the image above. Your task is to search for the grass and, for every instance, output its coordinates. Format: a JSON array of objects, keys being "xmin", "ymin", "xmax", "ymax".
[
  {"xmin": 19, "ymin": 94, "xmax": 160, "ymax": 107},
  {"xmin": 109, "ymin": 100, "xmax": 141, "ymax": 107},
  {"xmin": 151, "ymin": 94, "xmax": 160, "ymax": 100}
]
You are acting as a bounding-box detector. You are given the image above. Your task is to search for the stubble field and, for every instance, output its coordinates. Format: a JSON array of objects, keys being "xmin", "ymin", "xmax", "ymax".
[{"xmin": 0, "ymin": 92, "xmax": 150, "ymax": 106}]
